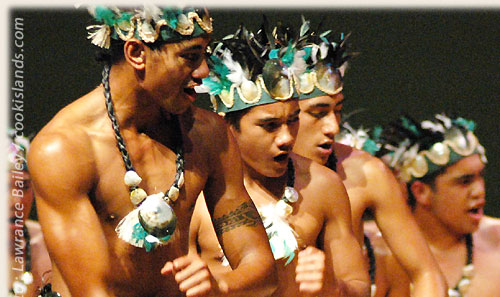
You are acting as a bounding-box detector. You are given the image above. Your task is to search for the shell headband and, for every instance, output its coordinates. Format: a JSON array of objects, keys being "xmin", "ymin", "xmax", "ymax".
[
  {"xmin": 86, "ymin": 5, "xmax": 212, "ymax": 49},
  {"xmin": 297, "ymin": 18, "xmax": 352, "ymax": 100},
  {"xmin": 197, "ymin": 19, "xmax": 311, "ymax": 113},
  {"xmin": 376, "ymin": 114, "xmax": 487, "ymax": 183},
  {"xmin": 335, "ymin": 122, "xmax": 381, "ymax": 156}
]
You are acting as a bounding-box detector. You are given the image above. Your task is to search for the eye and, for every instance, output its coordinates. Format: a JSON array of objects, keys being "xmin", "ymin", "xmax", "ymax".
[
  {"xmin": 457, "ymin": 176, "xmax": 474, "ymax": 185},
  {"xmin": 182, "ymin": 53, "xmax": 202, "ymax": 62},
  {"xmin": 287, "ymin": 116, "xmax": 299, "ymax": 124},
  {"xmin": 260, "ymin": 122, "xmax": 280, "ymax": 132},
  {"xmin": 308, "ymin": 110, "xmax": 328, "ymax": 119}
]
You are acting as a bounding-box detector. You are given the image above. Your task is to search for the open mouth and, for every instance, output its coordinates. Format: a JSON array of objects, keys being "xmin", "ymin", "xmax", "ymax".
[
  {"xmin": 319, "ymin": 143, "xmax": 332, "ymax": 150},
  {"xmin": 469, "ymin": 208, "xmax": 480, "ymax": 214},
  {"xmin": 274, "ymin": 153, "xmax": 289, "ymax": 163}
]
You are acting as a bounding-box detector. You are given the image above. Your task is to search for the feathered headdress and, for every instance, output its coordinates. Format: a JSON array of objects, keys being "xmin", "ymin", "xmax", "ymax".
[
  {"xmin": 296, "ymin": 16, "xmax": 353, "ymax": 100},
  {"xmin": 197, "ymin": 16, "xmax": 310, "ymax": 113},
  {"xmin": 86, "ymin": 5, "xmax": 212, "ymax": 49},
  {"xmin": 375, "ymin": 113, "xmax": 487, "ymax": 183}
]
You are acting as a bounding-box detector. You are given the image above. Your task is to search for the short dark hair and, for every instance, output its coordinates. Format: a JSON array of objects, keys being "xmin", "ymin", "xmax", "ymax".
[
  {"xmin": 407, "ymin": 165, "xmax": 447, "ymax": 209},
  {"xmin": 94, "ymin": 38, "xmax": 168, "ymax": 65},
  {"xmin": 223, "ymin": 108, "xmax": 251, "ymax": 132}
]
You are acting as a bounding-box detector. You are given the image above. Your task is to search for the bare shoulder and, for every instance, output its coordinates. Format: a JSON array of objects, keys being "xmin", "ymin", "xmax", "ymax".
[
  {"xmin": 292, "ymin": 152, "xmax": 344, "ymax": 189},
  {"xmin": 292, "ymin": 153, "xmax": 351, "ymax": 218},
  {"xmin": 476, "ymin": 216, "xmax": 500, "ymax": 248},
  {"xmin": 28, "ymin": 91, "xmax": 102, "ymax": 195},
  {"xmin": 336, "ymin": 143, "xmax": 392, "ymax": 179},
  {"xmin": 190, "ymin": 106, "xmax": 229, "ymax": 138}
]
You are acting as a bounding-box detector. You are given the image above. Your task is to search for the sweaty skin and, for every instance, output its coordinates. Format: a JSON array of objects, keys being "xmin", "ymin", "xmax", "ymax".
[
  {"xmin": 372, "ymin": 155, "xmax": 500, "ymax": 297},
  {"xmin": 191, "ymin": 100, "xmax": 370, "ymax": 297},
  {"xmin": 293, "ymin": 94, "xmax": 447, "ymax": 296},
  {"xmin": 28, "ymin": 36, "xmax": 276, "ymax": 297}
]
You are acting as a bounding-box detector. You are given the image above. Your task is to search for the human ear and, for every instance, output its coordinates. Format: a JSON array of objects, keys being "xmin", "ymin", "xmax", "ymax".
[
  {"xmin": 123, "ymin": 38, "xmax": 146, "ymax": 71},
  {"xmin": 410, "ymin": 180, "xmax": 432, "ymax": 207}
]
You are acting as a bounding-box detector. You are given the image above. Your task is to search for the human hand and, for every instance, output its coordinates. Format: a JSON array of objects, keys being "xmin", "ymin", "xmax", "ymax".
[
  {"xmin": 295, "ymin": 246, "xmax": 326, "ymax": 295},
  {"xmin": 161, "ymin": 254, "xmax": 219, "ymax": 297}
]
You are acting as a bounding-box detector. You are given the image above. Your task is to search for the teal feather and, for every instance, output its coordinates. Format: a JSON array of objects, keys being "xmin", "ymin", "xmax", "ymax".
[
  {"xmin": 454, "ymin": 117, "xmax": 476, "ymax": 131},
  {"xmin": 281, "ymin": 41, "xmax": 295, "ymax": 66},
  {"xmin": 95, "ymin": 6, "xmax": 117, "ymax": 26}
]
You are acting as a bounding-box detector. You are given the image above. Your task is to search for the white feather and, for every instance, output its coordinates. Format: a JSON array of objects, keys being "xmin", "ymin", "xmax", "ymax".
[
  {"xmin": 115, "ymin": 208, "xmax": 144, "ymax": 248},
  {"xmin": 289, "ymin": 50, "xmax": 308, "ymax": 77},
  {"xmin": 258, "ymin": 204, "xmax": 298, "ymax": 262},
  {"xmin": 222, "ymin": 49, "xmax": 248, "ymax": 86}
]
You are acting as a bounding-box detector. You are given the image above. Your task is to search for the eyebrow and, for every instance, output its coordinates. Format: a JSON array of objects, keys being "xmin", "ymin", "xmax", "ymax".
[
  {"xmin": 182, "ymin": 44, "xmax": 205, "ymax": 51},
  {"xmin": 290, "ymin": 109, "xmax": 301, "ymax": 117}
]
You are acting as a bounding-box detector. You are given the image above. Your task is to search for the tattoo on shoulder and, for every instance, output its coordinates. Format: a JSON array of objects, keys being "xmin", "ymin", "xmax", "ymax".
[{"xmin": 213, "ymin": 202, "xmax": 261, "ymax": 236}]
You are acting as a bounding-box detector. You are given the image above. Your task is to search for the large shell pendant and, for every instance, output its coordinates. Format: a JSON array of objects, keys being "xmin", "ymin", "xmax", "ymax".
[
  {"xmin": 115, "ymin": 193, "xmax": 177, "ymax": 252},
  {"xmin": 138, "ymin": 193, "xmax": 177, "ymax": 240}
]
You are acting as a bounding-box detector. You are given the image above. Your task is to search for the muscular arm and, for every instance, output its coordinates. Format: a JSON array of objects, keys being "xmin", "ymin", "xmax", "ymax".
[
  {"xmin": 201, "ymin": 115, "xmax": 277, "ymax": 296},
  {"xmin": 315, "ymin": 166, "xmax": 370, "ymax": 297},
  {"xmin": 365, "ymin": 158, "xmax": 447, "ymax": 297},
  {"xmin": 28, "ymin": 132, "xmax": 112, "ymax": 297}
]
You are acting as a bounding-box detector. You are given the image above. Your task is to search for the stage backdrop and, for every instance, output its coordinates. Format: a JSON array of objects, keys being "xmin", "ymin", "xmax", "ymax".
[{"xmin": 10, "ymin": 7, "xmax": 500, "ymax": 217}]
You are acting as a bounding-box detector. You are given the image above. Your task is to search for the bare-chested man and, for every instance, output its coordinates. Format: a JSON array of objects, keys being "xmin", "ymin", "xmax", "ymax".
[
  {"xmin": 8, "ymin": 131, "xmax": 51, "ymax": 297},
  {"xmin": 369, "ymin": 113, "xmax": 500, "ymax": 297},
  {"xmin": 290, "ymin": 21, "xmax": 447, "ymax": 296},
  {"xmin": 191, "ymin": 23, "xmax": 370, "ymax": 297},
  {"xmin": 27, "ymin": 6, "xmax": 276, "ymax": 297}
]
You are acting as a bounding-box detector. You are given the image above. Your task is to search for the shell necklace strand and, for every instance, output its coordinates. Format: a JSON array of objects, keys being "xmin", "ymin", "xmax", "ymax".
[
  {"xmin": 102, "ymin": 63, "xmax": 185, "ymax": 252},
  {"xmin": 448, "ymin": 233, "xmax": 474, "ymax": 297},
  {"xmin": 258, "ymin": 159, "xmax": 300, "ymax": 265}
]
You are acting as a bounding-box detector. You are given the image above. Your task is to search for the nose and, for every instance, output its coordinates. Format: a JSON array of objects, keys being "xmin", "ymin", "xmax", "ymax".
[
  {"xmin": 192, "ymin": 58, "xmax": 209, "ymax": 79},
  {"xmin": 471, "ymin": 177, "xmax": 486, "ymax": 199},
  {"xmin": 276, "ymin": 126, "xmax": 295, "ymax": 151},
  {"xmin": 321, "ymin": 112, "xmax": 340, "ymax": 139}
]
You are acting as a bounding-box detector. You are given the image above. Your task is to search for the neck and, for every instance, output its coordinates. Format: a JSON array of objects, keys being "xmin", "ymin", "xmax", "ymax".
[
  {"xmin": 243, "ymin": 164, "xmax": 287, "ymax": 202},
  {"xmin": 413, "ymin": 206, "xmax": 465, "ymax": 250},
  {"xmin": 106, "ymin": 62, "xmax": 168, "ymax": 132}
]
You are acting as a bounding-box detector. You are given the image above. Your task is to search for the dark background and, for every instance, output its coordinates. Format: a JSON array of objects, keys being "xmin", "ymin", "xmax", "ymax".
[{"xmin": 9, "ymin": 7, "xmax": 500, "ymax": 217}]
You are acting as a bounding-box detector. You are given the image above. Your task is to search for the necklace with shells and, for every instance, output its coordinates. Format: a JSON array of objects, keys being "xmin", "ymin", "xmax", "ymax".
[
  {"xmin": 273, "ymin": 159, "xmax": 299, "ymax": 218},
  {"xmin": 448, "ymin": 233, "xmax": 474, "ymax": 297},
  {"xmin": 102, "ymin": 64, "xmax": 184, "ymax": 251},
  {"xmin": 257, "ymin": 159, "xmax": 301, "ymax": 265}
]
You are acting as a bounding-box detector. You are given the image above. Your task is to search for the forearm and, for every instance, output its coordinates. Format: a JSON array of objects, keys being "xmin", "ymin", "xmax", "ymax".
[
  {"xmin": 322, "ymin": 279, "xmax": 370, "ymax": 297},
  {"xmin": 410, "ymin": 270, "xmax": 448, "ymax": 297},
  {"xmin": 216, "ymin": 261, "xmax": 277, "ymax": 297}
]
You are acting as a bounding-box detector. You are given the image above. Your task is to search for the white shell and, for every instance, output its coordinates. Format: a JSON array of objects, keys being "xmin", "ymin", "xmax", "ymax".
[
  {"xmin": 409, "ymin": 154, "xmax": 428, "ymax": 178},
  {"xmin": 275, "ymin": 200, "xmax": 293, "ymax": 218},
  {"xmin": 457, "ymin": 278, "xmax": 471, "ymax": 294},
  {"xmin": 240, "ymin": 80, "xmax": 259, "ymax": 102},
  {"xmin": 139, "ymin": 193, "xmax": 175, "ymax": 228},
  {"xmin": 370, "ymin": 284, "xmax": 377, "ymax": 297},
  {"xmin": 425, "ymin": 142, "xmax": 450, "ymax": 165},
  {"xmin": 448, "ymin": 289, "xmax": 460, "ymax": 297},
  {"xmin": 12, "ymin": 280, "xmax": 27, "ymax": 294},
  {"xmin": 140, "ymin": 22, "xmax": 156, "ymax": 43},
  {"xmin": 177, "ymin": 172, "xmax": 185, "ymax": 188},
  {"xmin": 167, "ymin": 186, "xmax": 180, "ymax": 202},
  {"xmin": 462, "ymin": 264, "xmax": 474, "ymax": 277},
  {"xmin": 21, "ymin": 271, "xmax": 33, "ymax": 285},
  {"xmin": 124, "ymin": 170, "xmax": 142, "ymax": 187},
  {"xmin": 283, "ymin": 187, "xmax": 299, "ymax": 203},
  {"xmin": 130, "ymin": 188, "xmax": 148, "ymax": 206}
]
